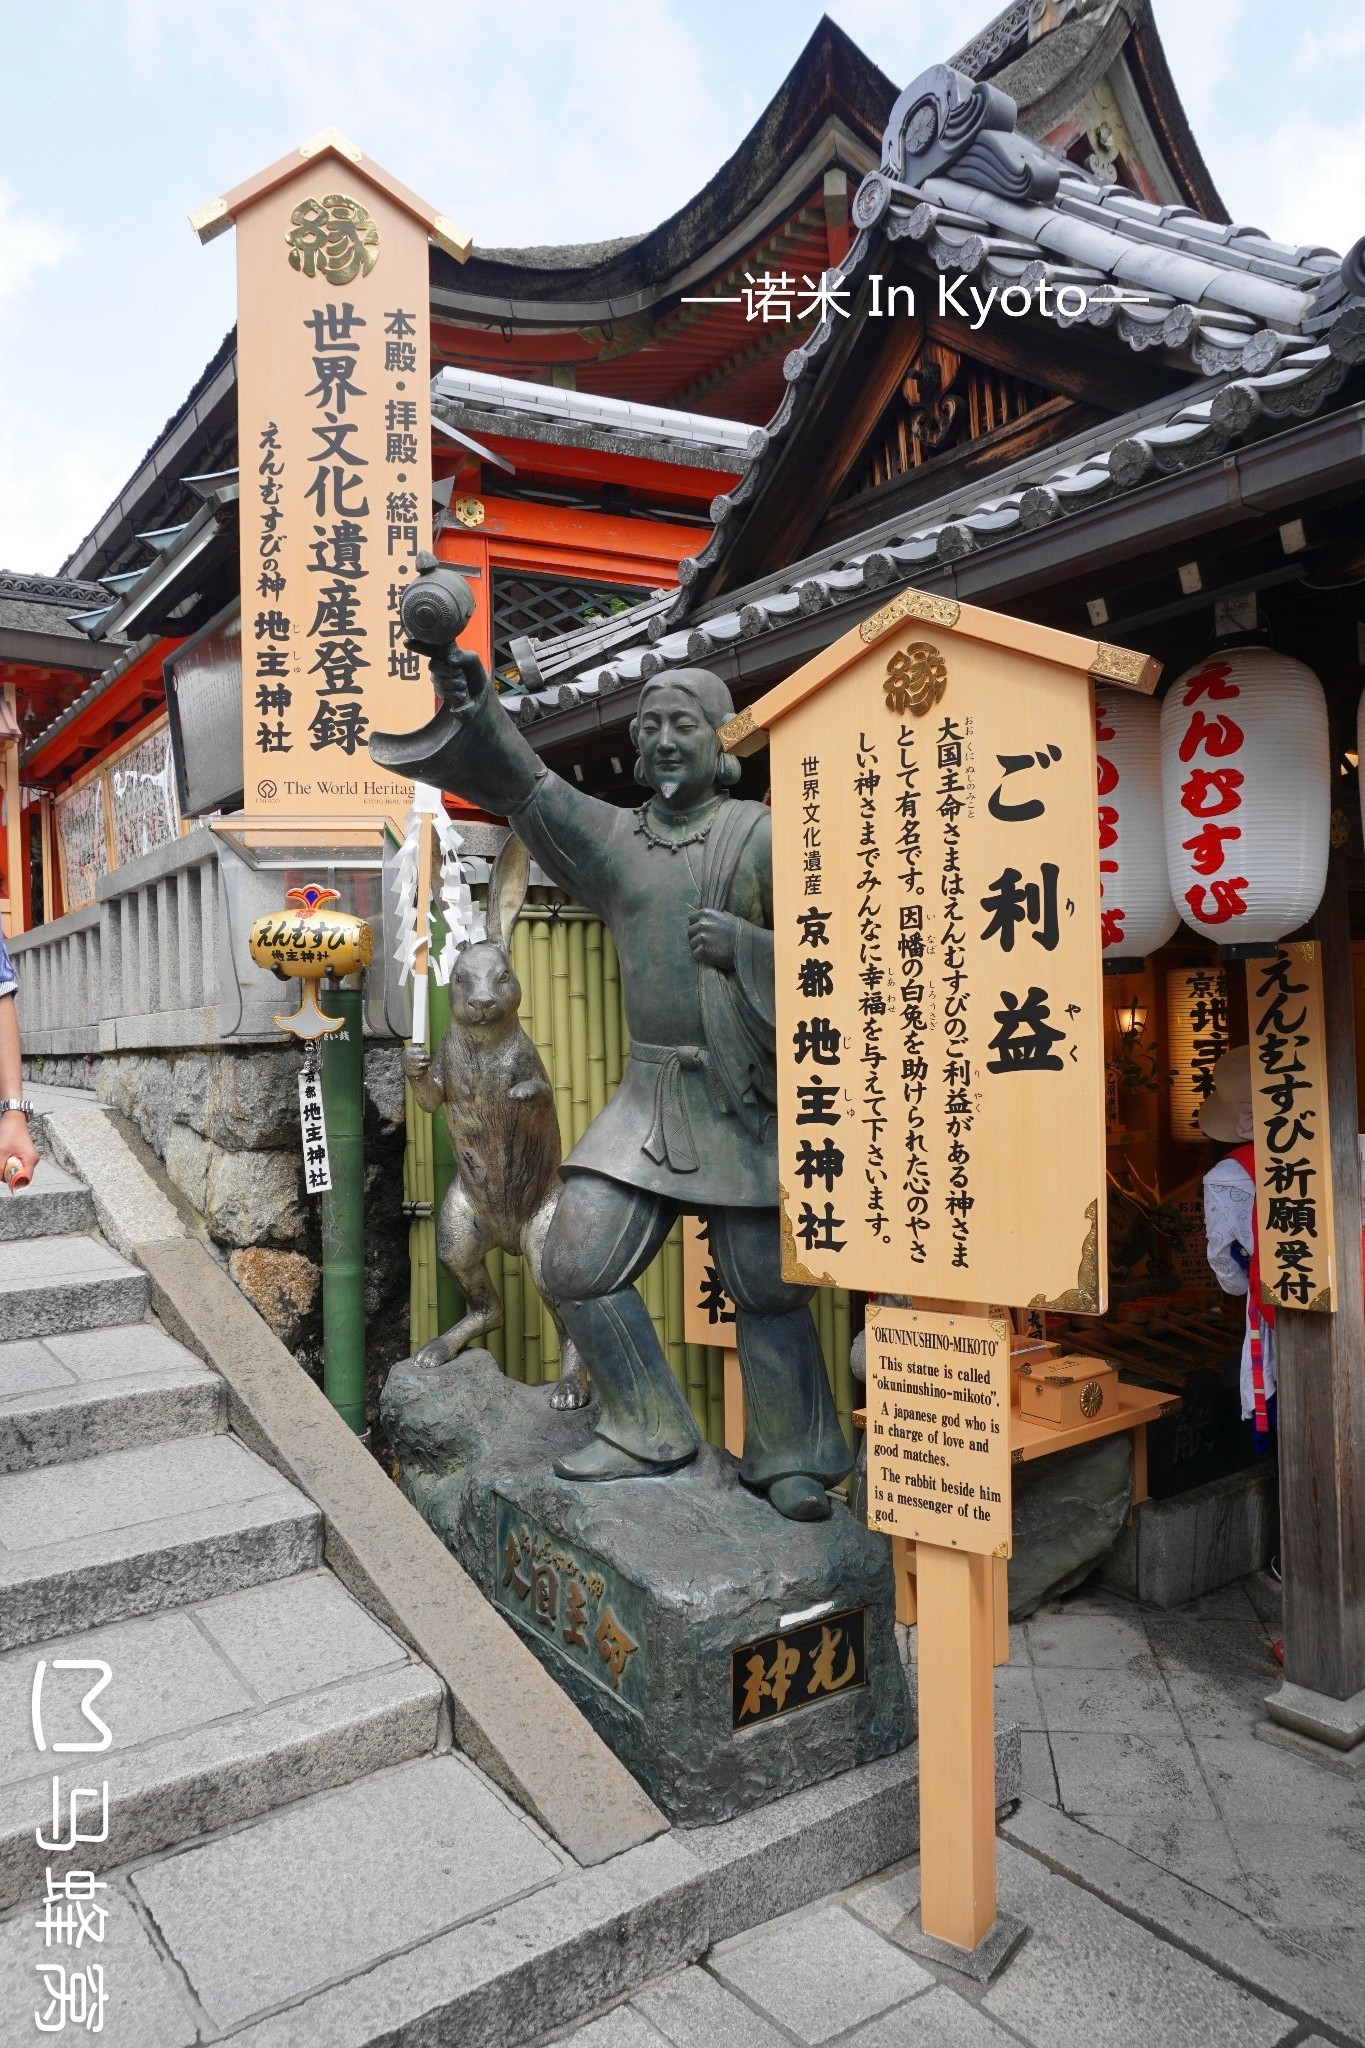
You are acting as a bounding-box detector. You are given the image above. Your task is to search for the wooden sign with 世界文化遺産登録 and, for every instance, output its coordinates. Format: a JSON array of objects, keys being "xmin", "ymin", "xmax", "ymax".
[
  {"xmin": 191, "ymin": 133, "xmax": 471, "ymax": 830},
  {"xmin": 722, "ymin": 590, "xmax": 1157, "ymax": 1314},
  {"xmin": 864, "ymin": 1304, "xmax": 1011, "ymax": 1556}
]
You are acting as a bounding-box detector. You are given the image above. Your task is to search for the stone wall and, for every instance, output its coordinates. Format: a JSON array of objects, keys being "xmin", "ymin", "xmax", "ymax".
[{"xmin": 28, "ymin": 1043, "xmax": 410, "ymax": 1425}]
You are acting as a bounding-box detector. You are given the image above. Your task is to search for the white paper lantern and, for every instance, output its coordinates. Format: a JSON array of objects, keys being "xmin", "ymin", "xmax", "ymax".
[
  {"xmin": 1095, "ymin": 686, "xmax": 1180, "ymax": 967},
  {"xmin": 1161, "ymin": 647, "xmax": 1330, "ymax": 946}
]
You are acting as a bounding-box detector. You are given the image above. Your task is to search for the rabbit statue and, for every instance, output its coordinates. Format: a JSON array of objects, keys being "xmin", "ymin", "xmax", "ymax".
[{"xmin": 402, "ymin": 833, "xmax": 590, "ymax": 1409}]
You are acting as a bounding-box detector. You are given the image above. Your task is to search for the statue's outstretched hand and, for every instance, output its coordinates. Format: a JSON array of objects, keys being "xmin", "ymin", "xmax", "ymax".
[
  {"xmin": 430, "ymin": 646, "xmax": 489, "ymax": 709},
  {"xmin": 687, "ymin": 909, "xmax": 739, "ymax": 971}
]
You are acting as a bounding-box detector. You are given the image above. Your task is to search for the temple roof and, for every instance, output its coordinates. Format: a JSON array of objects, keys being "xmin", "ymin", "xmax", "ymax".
[
  {"xmin": 60, "ymin": 4, "xmax": 1241, "ymax": 591},
  {"xmin": 487, "ymin": 62, "xmax": 1365, "ymax": 727}
]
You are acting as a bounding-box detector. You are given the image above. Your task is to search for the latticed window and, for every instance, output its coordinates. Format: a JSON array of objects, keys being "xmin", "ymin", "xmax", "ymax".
[{"xmin": 491, "ymin": 571, "xmax": 650, "ymax": 681}]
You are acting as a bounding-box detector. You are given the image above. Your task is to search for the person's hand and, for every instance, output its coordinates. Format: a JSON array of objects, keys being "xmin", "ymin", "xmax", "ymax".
[
  {"xmin": 0, "ymin": 1110, "xmax": 38, "ymax": 1190},
  {"xmin": 688, "ymin": 909, "xmax": 739, "ymax": 971},
  {"xmin": 431, "ymin": 646, "xmax": 488, "ymax": 709}
]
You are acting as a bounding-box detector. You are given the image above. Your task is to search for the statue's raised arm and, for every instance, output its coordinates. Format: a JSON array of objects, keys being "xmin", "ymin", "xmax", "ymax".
[{"xmin": 368, "ymin": 559, "xmax": 625, "ymax": 918}]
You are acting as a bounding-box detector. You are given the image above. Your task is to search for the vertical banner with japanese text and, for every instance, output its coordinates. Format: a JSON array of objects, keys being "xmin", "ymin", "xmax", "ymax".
[
  {"xmin": 1247, "ymin": 943, "xmax": 1336, "ymax": 1312},
  {"xmin": 236, "ymin": 171, "xmax": 432, "ymax": 822},
  {"xmin": 771, "ymin": 622, "xmax": 1106, "ymax": 1310}
]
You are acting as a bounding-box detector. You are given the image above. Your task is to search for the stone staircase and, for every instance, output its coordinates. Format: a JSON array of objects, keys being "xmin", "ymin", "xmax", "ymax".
[
  {"xmin": 0, "ymin": 1137, "xmax": 978, "ymax": 2044},
  {"xmin": 0, "ymin": 1155, "xmax": 593, "ymax": 2042}
]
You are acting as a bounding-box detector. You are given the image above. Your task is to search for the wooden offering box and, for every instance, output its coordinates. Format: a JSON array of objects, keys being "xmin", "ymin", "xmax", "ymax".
[{"xmin": 1015, "ymin": 1356, "xmax": 1117, "ymax": 1430}]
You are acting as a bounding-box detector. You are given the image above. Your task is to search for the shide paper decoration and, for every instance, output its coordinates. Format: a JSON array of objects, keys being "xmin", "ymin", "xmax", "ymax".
[{"xmin": 393, "ymin": 781, "xmax": 485, "ymax": 1041}]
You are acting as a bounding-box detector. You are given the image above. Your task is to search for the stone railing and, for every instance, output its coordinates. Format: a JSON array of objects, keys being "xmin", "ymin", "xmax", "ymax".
[{"xmin": 13, "ymin": 824, "xmax": 403, "ymax": 1057}]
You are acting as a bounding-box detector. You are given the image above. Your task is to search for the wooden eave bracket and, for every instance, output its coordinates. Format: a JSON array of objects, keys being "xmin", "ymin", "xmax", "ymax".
[
  {"xmin": 719, "ymin": 586, "xmax": 1161, "ymax": 756},
  {"xmin": 189, "ymin": 128, "xmax": 472, "ymax": 262}
]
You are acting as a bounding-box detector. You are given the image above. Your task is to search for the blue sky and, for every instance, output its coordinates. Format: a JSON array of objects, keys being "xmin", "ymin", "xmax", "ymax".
[{"xmin": 1, "ymin": 0, "xmax": 1363, "ymax": 575}]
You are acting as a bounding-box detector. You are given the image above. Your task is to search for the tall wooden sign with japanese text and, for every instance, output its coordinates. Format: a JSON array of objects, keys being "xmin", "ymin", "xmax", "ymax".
[
  {"xmin": 1247, "ymin": 943, "xmax": 1336, "ymax": 1312},
  {"xmin": 762, "ymin": 595, "xmax": 1117, "ymax": 1315},
  {"xmin": 193, "ymin": 135, "xmax": 470, "ymax": 825},
  {"xmin": 727, "ymin": 588, "xmax": 1158, "ymax": 1959}
]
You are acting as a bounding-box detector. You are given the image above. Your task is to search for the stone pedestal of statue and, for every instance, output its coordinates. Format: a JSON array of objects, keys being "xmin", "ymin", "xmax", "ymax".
[{"xmin": 382, "ymin": 1351, "xmax": 912, "ymax": 1826}]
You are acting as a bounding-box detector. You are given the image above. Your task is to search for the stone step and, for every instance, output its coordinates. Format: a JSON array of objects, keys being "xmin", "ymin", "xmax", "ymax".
[
  {"xmin": 0, "ymin": 1323, "xmax": 223, "ymax": 1474},
  {"xmin": 0, "ymin": 1570, "xmax": 445, "ymax": 1911},
  {"xmin": 0, "ymin": 1433, "xmax": 320, "ymax": 1649},
  {"xmin": 0, "ymin": 1162, "xmax": 94, "ymax": 1242},
  {"xmin": 0, "ymin": 1232, "xmax": 148, "ymax": 1341}
]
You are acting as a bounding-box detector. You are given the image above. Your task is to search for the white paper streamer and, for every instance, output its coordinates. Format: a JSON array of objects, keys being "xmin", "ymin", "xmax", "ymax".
[{"xmin": 392, "ymin": 782, "xmax": 485, "ymax": 1036}]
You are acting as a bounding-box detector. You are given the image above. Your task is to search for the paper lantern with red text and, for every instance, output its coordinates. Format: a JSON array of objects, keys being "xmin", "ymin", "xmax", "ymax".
[
  {"xmin": 1095, "ymin": 686, "xmax": 1180, "ymax": 968},
  {"xmin": 1161, "ymin": 648, "xmax": 1329, "ymax": 947}
]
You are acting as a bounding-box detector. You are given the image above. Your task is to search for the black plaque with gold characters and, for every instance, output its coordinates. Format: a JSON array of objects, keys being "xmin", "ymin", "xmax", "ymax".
[{"xmin": 731, "ymin": 1606, "xmax": 868, "ymax": 1729}]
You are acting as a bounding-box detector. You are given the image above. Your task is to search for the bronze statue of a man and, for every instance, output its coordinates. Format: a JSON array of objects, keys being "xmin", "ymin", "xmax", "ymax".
[{"xmin": 372, "ymin": 611, "xmax": 850, "ymax": 1521}]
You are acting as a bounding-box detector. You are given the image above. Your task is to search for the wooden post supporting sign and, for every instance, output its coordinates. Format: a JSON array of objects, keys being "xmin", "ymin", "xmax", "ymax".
[{"xmin": 727, "ymin": 587, "xmax": 1158, "ymax": 1961}]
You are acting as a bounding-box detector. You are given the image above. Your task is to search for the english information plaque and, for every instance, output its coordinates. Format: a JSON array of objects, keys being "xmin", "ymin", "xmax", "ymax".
[{"xmin": 865, "ymin": 1303, "xmax": 1012, "ymax": 1556}]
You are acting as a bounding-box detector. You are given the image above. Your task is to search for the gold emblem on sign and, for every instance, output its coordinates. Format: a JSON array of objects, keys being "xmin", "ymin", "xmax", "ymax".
[
  {"xmin": 286, "ymin": 193, "xmax": 380, "ymax": 285},
  {"xmin": 453, "ymin": 496, "xmax": 486, "ymax": 528},
  {"xmin": 1079, "ymin": 1380, "xmax": 1104, "ymax": 1419},
  {"xmin": 883, "ymin": 641, "xmax": 948, "ymax": 717}
]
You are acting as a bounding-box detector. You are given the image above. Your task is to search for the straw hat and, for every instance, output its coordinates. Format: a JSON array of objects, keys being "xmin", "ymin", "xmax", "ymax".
[{"xmin": 1198, "ymin": 1045, "xmax": 1253, "ymax": 1142}]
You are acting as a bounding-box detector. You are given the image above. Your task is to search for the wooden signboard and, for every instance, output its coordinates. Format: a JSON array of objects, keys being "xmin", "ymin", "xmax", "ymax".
[
  {"xmin": 680, "ymin": 1214, "xmax": 744, "ymax": 1455},
  {"xmin": 193, "ymin": 135, "xmax": 470, "ymax": 827},
  {"xmin": 730, "ymin": 590, "xmax": 1158, "ymax": 1960},
  {"xmin": 1167, "ymin": 965, "xmax": 1230, "ymax": 1142},
  {"xmin": 1247, "ymin": 943, "xmax": 1336, "ymax": 1312},
  {"xmin": 760, "ymin": 594, "xmax": 1114, "ymax": 1313},
  {"xmin": 864, "ymin": 1305, "xmax": 1011, "ymax": 1554}
]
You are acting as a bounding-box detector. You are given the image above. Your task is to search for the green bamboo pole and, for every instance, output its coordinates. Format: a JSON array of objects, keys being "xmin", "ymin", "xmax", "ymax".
[
  {"xmin": 603, "ymin": 925, "xmax": 623, "ymax": 1085},
  {"xmin": 550, "ymin": 914, "xmax": 573, "ymax": 1151},
  {"xmin": 531, "ymin": 917, "xmax": 556, "ymax": 1139},
  {"xmin": 320, "ymin": 984, "xmax": 366, "ymax": 1433},
  {"xmin": 585, "ymin": 920, "xmax": 606, "ymax": 1123},
  {"xmin": 568, "ymin": 919, "xmax": 590, "ymax": 1149}
]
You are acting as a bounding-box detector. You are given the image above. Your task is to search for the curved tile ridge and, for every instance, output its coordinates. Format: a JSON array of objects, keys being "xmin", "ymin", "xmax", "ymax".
[{"xmin": 497, "ymin": 351, "xmax": 1357, "ymax": 730}]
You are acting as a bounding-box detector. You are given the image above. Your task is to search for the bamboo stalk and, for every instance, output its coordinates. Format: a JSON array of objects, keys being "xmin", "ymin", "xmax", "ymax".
[
  {"xmin": 585, "ymin": 920, "xmax": 606, "ymax": 1123},
  {"xmin": 603, "ymin": 924, "xmax": 623, "ymax": 1086},
  {"xmin": 568, "ymin": 918, "xmax": 590, "ymax": 1149},
  {"xmin": 550, "ymin": 913, "xmax": 572, "ymax": 1153}
]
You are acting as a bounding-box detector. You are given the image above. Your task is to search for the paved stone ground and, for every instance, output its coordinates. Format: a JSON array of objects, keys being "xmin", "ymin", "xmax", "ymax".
[{"xmin": 542, "ymin": 1570, "xmax": 1365, "ymax": 2048}]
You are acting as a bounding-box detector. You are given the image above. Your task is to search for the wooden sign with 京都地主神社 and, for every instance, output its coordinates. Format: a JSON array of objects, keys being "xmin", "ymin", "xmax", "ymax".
[
  {"xmin": 723, "ymin": 589, "xmax": 1161, "ymax": 1316},
  {"xmin": 190, "ymin": 132, "xmax": 471, "ymax": 828},
  {"xmin": 724, "ymin": 590, "xmax": 1160, "ymax": 1963}
]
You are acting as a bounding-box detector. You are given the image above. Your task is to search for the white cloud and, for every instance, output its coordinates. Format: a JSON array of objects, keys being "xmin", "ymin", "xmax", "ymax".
[
  {"xmin": 1150, "ymin": 0, "xmax": 1251, "ymax": 128},
  {"xmin": 110, "ymin": 0, "xmax": 744, "ymax": 248},
  {"xmin": 1213, "ymin": 111, "xmax": 1365, "ymax": 254},
  {"xmin": 0, "ymin": 184, "xmax": 74, "ymax": 316}
]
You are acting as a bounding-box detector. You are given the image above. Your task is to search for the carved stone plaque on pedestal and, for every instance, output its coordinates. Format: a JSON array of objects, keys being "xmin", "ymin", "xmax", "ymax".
[{"xmin": 383, "ymin": 1351, "xmax": 911, "ymax": 1825}]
